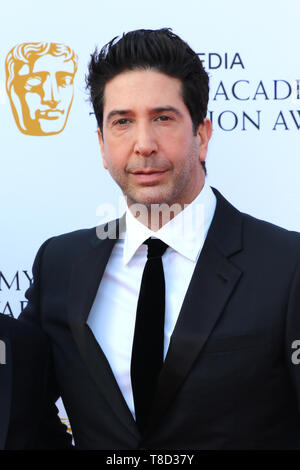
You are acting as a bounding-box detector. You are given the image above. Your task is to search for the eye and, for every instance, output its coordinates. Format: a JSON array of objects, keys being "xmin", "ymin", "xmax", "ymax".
[
  {"xmin": 24, "ymin": 76, "xmax": 42, "ymax": 91},
  {"xmin": 115, "ymin": 118, "xmax": 131, "ymax": 126},
  {"xmin": 57, "ymin": 75, "xmax": 74, "ymax": 87},
  {"xmin": 156, "ymin": 115, "xmax": 171, "ymax": 122}
]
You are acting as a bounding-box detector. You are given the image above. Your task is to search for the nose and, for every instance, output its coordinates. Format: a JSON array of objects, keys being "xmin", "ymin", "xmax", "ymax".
[
  {"xmin": 133, "ymin": 122, "xmax": 158, "ymax": 157},
  {"xmin": 41, "ymin": 75, "xmax": 60, "ymax": 108}
]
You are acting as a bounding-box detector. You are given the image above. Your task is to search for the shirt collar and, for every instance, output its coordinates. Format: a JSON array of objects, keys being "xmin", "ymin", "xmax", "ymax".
[{"xmin": 123, "ymin": 180, "xmax": 216, "ymax": 265}]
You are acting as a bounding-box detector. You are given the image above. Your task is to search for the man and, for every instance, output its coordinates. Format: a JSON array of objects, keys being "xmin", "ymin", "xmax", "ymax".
[
  {"xmin": 20, "ymin": 28, "xmax": 300, "ymax": 449},
  {"xmin": 5, "ymin": 42, "xmax": 78, "ymax": 136},
  {"xmin": 0, "ymin": 313, "xmax": 72, "ymax": 449}
]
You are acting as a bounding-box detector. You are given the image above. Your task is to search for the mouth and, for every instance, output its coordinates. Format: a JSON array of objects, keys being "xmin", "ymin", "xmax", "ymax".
[
  {"xmin": 130, "ymin": 169, "xmax": 168, "ymax": 184},
  {"xmin": 133, "ymin": 168, "xmax": 168, "ymax": 175},
  {"xmin": 37, "ymin": 109, "xmax": 64, "ymax": 120}
]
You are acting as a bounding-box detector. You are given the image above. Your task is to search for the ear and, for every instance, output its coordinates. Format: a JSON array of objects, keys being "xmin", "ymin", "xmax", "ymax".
[
  {"xmin": 196, "ymin": 118, "xmax": 212, "ymax": 163},
  {"xmin": 97, "ymin": 128, "xmax": 108, "ymax": 169}
]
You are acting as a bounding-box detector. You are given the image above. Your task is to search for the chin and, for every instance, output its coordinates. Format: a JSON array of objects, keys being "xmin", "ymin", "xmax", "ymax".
[
  {"xmin": 129, "ymin": 188, "xmax": 172, "ymax": 206},
  {"xmin": 132, "ymin": 196, "xmax": 168, "ymax": 208}
]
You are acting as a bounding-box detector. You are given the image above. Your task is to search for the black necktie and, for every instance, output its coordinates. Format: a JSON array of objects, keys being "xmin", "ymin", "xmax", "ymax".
[{"xmin": 130, "ymin": 237, "xmax": 168, "ymax": 433}]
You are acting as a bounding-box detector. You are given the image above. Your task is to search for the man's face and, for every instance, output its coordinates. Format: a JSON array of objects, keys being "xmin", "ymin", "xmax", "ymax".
[
  {"xmin": 10, "ymin": 54, "xmax": 75, "ymax": 136},
  {"xmin": 98, "ymin": 69, "xmax": 212, "ymax": 209}
]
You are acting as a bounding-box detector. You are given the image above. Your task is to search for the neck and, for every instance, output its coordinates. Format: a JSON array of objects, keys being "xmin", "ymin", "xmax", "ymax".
[
  {"xmin": 127, "ymin": 182, "xmax": 205, "ymax": 231},
  {"xmin": 128, "ymin": 204, "xmax": 183, "ymax": 231}
]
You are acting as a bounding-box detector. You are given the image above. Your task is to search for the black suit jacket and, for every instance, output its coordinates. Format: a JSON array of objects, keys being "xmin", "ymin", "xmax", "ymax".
[
  {"xmin": 19, "ymin": 189, "xmax": 300, "ymax": 449},
  {"xmin": 0, "ymin": 313, "xmax": 72, "ymax": 449}
]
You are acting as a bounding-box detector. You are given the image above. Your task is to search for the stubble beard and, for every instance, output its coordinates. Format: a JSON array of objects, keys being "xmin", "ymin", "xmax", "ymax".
[
  {"xmin": 123, "ymin": 150, "xmax": 200, "ymax": 211},
  {"xmin": 123, "ymin": 167, "xmax": 187, "ymax": 209},
  {"xmin": 108, "ymin": 141, "xmax": 202, "ymax": 228}
]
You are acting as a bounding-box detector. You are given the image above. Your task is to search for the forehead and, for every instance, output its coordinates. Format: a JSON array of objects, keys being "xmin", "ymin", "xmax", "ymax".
[
  {"xmin": 103, "ymin": 69, "xmax": 185, "ymax": 112},
  {"xmin": 18, "ymin": 54, "xmax": 74, "ymax": 76}
]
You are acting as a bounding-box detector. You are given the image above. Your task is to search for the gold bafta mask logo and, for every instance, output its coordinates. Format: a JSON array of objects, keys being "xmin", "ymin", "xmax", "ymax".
[{"xmin": 5, "ymin": 42, "xmax": 78, "ymax": 136}]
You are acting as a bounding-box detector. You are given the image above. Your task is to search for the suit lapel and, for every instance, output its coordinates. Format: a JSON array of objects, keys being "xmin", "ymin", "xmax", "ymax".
[
  {"xmin": 68, "ymin": 191, "xmax": 244, "ymax": 439},
  {"xmin": 68, "ymin": 216, "xmax": 139, "ymax": 439},
  {"xmin": 145, "ymin": 189, "xmax": 244, "ymax": 435},
  {"xmin": 0, "ymin": 335, "xmax": 12, "ymax": 450}
]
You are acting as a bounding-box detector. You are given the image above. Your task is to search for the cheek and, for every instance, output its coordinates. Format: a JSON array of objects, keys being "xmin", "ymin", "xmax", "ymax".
[
  {"xmin": 24, "ymin": 93, "xmax": 41, "ymax": 119},
  {"xmin": 24, "ymin": 92, "xmax": 41, "ymax": 108},
  {"xmin": 160, "ymin": 132, "xmax": 191, "ymax": 163},
  {"xmin": 103, "ymin": 137, "xmax": 130, "ymax": 167}
]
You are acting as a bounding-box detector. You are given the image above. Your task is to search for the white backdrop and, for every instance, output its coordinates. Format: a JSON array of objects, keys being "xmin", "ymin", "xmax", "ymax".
[{"xmin": 1, "ymin": 0, "xmax": 299, "ymax": 433}]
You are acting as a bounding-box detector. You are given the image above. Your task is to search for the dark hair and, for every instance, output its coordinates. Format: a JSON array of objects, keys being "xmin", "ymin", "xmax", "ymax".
[{"xmin": 86, "ymin": 28, "xmax": 209, "ymax": 172}]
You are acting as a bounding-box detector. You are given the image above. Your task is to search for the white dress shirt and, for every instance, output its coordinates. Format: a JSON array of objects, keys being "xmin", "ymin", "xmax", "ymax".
[{"xmin": 87, "ymin": 181, "xmax": 216, "ymax": 418}]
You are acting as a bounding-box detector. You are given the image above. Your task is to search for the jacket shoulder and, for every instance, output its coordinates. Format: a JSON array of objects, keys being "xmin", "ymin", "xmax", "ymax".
[
  {"xmin": 37, "ymin": 226, "xmax": 101, "ymax": 261},
  {"xmin": 212, "ymin": 187, "xmax": 300, "ymax": 261},
  {"xmin": 241, "ymin": 211, "xmax": 300, "ymax": 252}
]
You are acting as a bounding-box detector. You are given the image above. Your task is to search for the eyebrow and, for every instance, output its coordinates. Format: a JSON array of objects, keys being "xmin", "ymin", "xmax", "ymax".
[
  {"xmin": 106, "ymin": 106, "xmax": 182, "ymax": 123},
  {"xmin": 106, "ymin": 109, "xmax": 131, "ymax": 122},
  {"xmin": 152, "ymin": 106, "xmax": 182, "ymax": 116}
]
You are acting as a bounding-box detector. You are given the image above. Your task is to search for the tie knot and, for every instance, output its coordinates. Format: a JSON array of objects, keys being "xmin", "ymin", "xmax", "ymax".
[{"xmin": 144, "ymin": 238, "xmax": 168, "ymax": 259}]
